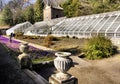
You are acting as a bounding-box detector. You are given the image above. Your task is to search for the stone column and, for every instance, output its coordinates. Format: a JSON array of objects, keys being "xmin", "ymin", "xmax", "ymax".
[
  {"xmin": 18, "ymin": 43, "xmax": 32, "ymax": 70},
  {"xmin": 49, "ymin": 52, "xmax": 78, "ymax": 84}
]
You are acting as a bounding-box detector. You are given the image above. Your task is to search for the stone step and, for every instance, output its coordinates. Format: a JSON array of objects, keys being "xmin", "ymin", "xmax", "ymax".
[{"xmin": 23, "ymin": 69, "xmax": 49, "ymax": 84}]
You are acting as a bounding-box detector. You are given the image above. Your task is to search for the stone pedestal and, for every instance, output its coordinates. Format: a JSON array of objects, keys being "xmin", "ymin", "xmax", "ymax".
[
  {"xmin": 49, "ymin": 52, "xmax": 78, "ymax": 84},
  {"xmin": 18, "ymin": 53, "xmax": 32, "ymax": 69},
  {"xmin": 49, "ymin": 74, "xmax": 78, "ymax": 84}
]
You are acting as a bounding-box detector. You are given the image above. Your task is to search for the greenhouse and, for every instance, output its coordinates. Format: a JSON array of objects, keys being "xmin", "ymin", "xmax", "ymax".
[
  {"xmin": 6, "ymin": 21, "xmax": 32, "ymax": 36},
  {"xmin": 52, "ymin": 11, "xmax": 120, "ymax": 38},
  {"xmin": 24, "ymin": 17, "xmax": 65, "ymax": 36},
  {"xmin": 24, "ymin": 21, "xmax": 50, "ymax": 36}
]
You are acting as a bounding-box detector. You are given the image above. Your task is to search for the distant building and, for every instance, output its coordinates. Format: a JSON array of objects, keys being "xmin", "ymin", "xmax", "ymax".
[{"xmin": 43, "ymin": 1, "xmax": 64, "ymax": 21}]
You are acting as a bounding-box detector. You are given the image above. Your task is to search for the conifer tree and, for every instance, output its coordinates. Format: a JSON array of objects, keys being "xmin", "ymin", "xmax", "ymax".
[
  {"xmin": 62, "ymin": 0, "xmax": 81, "ymax": 17},
  {"xmin": 34, "ymin": 0, "xmax": 43, "ymax": 22},
  {"xmin": 2, "ymin": 7, "xmax": 13, "ymax": 26},
  {"xmin": 24, "ymin": 6, "xmax": 34, "ymax": 24}
]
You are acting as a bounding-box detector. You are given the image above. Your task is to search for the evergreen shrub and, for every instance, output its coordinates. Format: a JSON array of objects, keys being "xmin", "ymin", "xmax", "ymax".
[
  {"xmin": 84, "ymin": 36, "xmax": 117, "ymax": 60},
  {"xmin": 72, "ymin": 36, "xmax": 78, "ymax": 39},
  {"xmin": 55, "ymin": 46, "xmax": 81, "ymax": 55},
  {"xmin": 66, "ymin": 35, "xmax": 69, "ymax": 38}
]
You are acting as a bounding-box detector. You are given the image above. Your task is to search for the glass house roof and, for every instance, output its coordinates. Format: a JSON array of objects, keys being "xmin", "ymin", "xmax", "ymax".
[{"xmin": 52, "ymin": 11, "xmax": 120, "ymax": 38}]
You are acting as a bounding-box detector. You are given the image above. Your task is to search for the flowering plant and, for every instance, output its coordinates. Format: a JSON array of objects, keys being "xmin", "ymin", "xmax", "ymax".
[{"xmin": 0, "ymin": 36, "xmax": 55, "ymax": 62}]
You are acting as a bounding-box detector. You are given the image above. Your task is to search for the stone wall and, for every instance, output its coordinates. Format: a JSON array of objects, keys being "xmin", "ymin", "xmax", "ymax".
[
  {"xmin": 111, "ymin": 38, "xmax": 120, "ymax": 48},
  {"xmin": 51, "ymin": 8, "xmax": 64, "ymax": 19},
  {"xmin": 32, "ymin": 61, "xmax": 54, "ymax": 70},
  {"xmin": 43, "ymin": 6, "xmax": 52, "ymax": 21},
  {"xmin": 43, "ymin": 6, "xmax": 64, "ymax": 21}
]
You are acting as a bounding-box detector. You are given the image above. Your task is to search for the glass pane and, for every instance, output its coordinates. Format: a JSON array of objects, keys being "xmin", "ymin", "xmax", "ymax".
[
  {"xmin": 99, "ymin": 16, "xmax": 117, "ymax": 33},
  {"xmin": 106, "ymin": 33, "xmax": 114, "ymax": 37},
  {"xmin": 79, "ymin": 18, "xmax": 93, "ymax": 32},
  {"xmin": 107, "ymin": 16, "xmax": 120, "ymax": 33},
  {"xmin": 86, "ymin": 17, "xmax": 102, "ymax": 32},
  {"xmin": 80, "ymin": 18, "xmax": 95, "ymax": 33},
  {"xmin": 116, "ymin": 27, "xmax": 120, "ymax": 33},
  {"xmin": 91, "ymin": 16, "xmax": 109, "ymax": 33},
  {"xmin": 74, "ymin": 18, "xmax": 87, "ymax": 32}
]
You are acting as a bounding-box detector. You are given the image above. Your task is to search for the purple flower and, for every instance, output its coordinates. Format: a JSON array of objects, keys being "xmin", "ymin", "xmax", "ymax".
[{"xmin": 0, "ymin": 36, "xmax": 55, "ymax": 58}]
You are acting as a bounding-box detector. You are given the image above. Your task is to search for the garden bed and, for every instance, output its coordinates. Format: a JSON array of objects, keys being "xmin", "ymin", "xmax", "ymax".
[
  {"xmin": 15, "ymin": 35, "xmax": 88, "ymax": 55},
  {"xmin": 0, "ymin": 36, "xmax": 56, "ymax": 64}
]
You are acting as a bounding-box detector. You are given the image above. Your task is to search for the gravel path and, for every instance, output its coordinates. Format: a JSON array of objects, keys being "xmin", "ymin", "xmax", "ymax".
[{"xmin": 68, "ymin": 55, "xmax": 120, "ymax": 84}]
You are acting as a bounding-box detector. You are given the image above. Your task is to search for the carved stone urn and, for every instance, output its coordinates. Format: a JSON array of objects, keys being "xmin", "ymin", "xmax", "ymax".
[{"xmin": 54, "ymin": 52, "xmax": 73, "ymax": 80}]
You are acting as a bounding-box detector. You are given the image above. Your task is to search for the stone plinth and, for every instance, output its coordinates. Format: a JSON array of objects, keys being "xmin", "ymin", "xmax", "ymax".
[
  {"xmin": 49, "ymin": 74, "xmax": 78, "ymax": 84},
  {"xmin": 18, "ymin": 53, "xmax": 32, "ymax": 69},
  {"xmin": 49, "ymin": 52, "xmax": 78, "ymax": 84}
]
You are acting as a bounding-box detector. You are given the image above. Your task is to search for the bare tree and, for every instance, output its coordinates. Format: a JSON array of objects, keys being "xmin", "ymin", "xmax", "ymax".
[{"xmin": 0, "ymin": 0, "xmax": 3, "ymax": 11}]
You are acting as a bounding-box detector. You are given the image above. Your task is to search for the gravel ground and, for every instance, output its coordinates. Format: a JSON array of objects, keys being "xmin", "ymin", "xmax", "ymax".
[{"xmin": 68, "ymin": 54, "xmax": 120, "ymax": 84}]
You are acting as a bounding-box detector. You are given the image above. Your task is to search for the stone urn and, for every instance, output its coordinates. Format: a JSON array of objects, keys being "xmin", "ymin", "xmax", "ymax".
[
  {"xmin": 19, "ymin": 43, "xmax": 29, "ymax": 53},
  {"xmin": 54, "ymin": 52, "xmax": 73, "ymax": 80}
]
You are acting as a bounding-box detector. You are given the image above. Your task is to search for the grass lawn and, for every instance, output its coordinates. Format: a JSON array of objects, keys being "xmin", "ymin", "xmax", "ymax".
[{"xmin": 32, "ymin": 57, "xmax": 54, "ymax": 64}]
